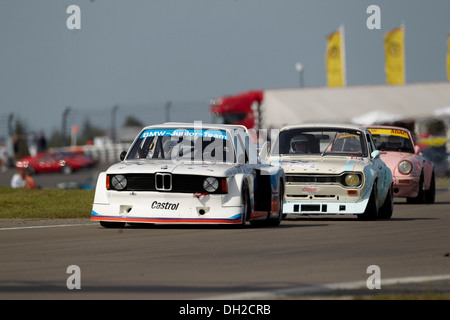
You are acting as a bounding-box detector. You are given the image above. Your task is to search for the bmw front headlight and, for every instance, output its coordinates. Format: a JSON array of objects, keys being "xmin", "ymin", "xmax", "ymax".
[
  {"xmin": 398, "ymin": 160, "xmax": 413, "ymax": 175},
  {"xmin": 344, "ymin": 173, "xmax": 361, "ymax": 187},
  {"xmin": 203, "ymin": 177, "xmax": 219, "ymax": 192},
  {"xmin": 111, "ymin": 174, "xmax": 127, "ymax": 190}
]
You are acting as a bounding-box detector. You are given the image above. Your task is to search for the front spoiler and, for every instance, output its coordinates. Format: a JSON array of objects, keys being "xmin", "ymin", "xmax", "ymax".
[
  {"xmin": 283, "ymin": 190, "xmax": 371, "ymax": 215},
  {"xmin": 91, "ymin": 210, "xmax": 243, "ymax": 224}
]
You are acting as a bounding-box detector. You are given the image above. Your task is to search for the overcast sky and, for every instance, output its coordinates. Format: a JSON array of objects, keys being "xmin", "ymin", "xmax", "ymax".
[{"xmin": 1, "ymin": 0, "xmax": 450, "ymax": 136}]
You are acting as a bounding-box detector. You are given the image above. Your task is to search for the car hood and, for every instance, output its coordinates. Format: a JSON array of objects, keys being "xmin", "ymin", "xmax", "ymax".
[
  {"xmin": 105, "ymin": 160, "xmax": 238, "ymax": 177},
  {"xmin": 380, "ymin": 151, "xmax": 413, "ymax": 167},
  {"xmin": 379, "ymin": 151, "xmax": 417, "ymax": 175},
  {"xmin": 274, "ymin": 156, "xmax": 369, "ymax": 174}
]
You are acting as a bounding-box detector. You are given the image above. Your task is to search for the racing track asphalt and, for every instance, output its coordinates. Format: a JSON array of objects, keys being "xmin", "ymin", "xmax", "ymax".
[{"xmin": 1, "ymin": 188, "xmax": 450, "ymax": 300}]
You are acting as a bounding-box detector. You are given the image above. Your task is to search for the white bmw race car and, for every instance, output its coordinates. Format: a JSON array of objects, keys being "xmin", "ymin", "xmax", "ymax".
[
  {"xmin": 91, "ymin": 122, "xmax": 285, "ymax": 227},
  {"xmin": 264, "ymin": 123, "xmax": 394, "ymax": 220}
]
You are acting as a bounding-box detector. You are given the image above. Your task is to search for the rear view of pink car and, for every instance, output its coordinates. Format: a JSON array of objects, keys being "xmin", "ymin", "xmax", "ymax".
[{"xmin": 368, "ymin": 126, "xmax": 435, "ymax": 204}]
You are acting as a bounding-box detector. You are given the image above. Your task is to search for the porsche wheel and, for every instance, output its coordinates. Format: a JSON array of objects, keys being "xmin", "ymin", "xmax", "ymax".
[
  {"xmin": 407, "ymin": 173, "xmax": 425, "ymax": 204},
  {"xmin": 424, "ymin": 172, "xmax": 435, "ymax": 204}
]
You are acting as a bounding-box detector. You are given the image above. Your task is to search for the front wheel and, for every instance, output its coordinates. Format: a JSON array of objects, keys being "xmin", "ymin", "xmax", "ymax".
[
  {"xmin": 100, "ymin": 221, "xmax": 126, "ymax": 228},
  {"xmin": 358, "ymin": 184, "xmax": 379, "ymax": 221},
  {"xmin": 241, "ymin": 186, "xmax": 250, "ymax": 226},
  {"xmin": 62, "ymin": 165, "xmax": 73, "ymax": 175},
  {"xmin": 378, "ymin": 185, "xmax": 393, "ymax": 219},
  {"xmin": 265, "ymin": 184, "xmax": 284, "ymax": 227},
  {"xmin": 407, "ymin": 173, "xmax": 425, "ymax": 204},
  {"xmin": 424, "ymin": 172, "xmax": 435, "ymax": 204}
]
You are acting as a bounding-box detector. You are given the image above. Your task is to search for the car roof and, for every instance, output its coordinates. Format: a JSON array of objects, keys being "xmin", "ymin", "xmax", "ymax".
[
  {"xmin": 366, "ymin": 125, "xmax": 412, "ymax": 133},
  {"xmin": 280, "ymin": 123, "xmax": 368, "ymax": 132},
  {"xmin": 140, "ymin": 122, "xmax": 249, "ymax": 134}
]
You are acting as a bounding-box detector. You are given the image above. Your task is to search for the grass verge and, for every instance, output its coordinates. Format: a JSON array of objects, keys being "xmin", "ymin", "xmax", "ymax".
[
  {"xmin": 0, "ymin": 186, "xmax": 94, "ymax": 219},
  {"xmin": 1, "ymin": 178, "xmax": 448, "ymax": 219},
  {"xmin": 436, "ymin": 177, "xmax": 450, "ymax": 190}
]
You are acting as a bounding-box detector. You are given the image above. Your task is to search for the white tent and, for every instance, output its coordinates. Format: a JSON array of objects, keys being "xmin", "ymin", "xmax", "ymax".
[
  {"xmin": 262, "ymin": 82, "xmax": 450, "ymax": 128},
  {"xmin": 351, "ymin": 110, "xmax": 403, "ymax": 125},
  {"xmin": 433, "ymin": 106, "xmax": 450, "ymax": 117}
]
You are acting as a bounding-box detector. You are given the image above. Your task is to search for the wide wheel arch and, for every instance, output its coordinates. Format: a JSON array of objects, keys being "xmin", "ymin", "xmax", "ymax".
[
  {"xmin": 240, "ymin": 180, "xmax": 251, "ymax": 225},
  {"xmin": 358, "ymin": 180, "xmax": 379, "ymax": 220},
  {"xmin": 378, "ymin": 183, "xmax": 393, "ymax": 219}
]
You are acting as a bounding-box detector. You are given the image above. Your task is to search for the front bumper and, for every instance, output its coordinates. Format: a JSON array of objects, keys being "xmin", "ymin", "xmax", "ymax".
[
  {"xmin": 91, "ymin": 191, "xmax": 243, "ymax": 224},
  {"xmin": 283, "ymin": 197, "xmax": 370, "ymax": 215},
  {"xmin": 392, "ymin": 176, "xmax": 419, "ymax": 198},
  {"xmin": 283, "ymin": 183, "xmax": 371, "ymax": 215}
]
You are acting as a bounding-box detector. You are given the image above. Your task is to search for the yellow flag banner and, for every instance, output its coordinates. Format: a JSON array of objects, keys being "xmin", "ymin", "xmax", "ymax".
[
  {"xmin": 384, "ymin": 26, "xmax": 405, "ymax": 85},
  {"xmin": 447, "ymin": 33, "xmax": 450, "ymax": 82},
  {"xmin": 326, "ymin": 28, "xmax": 345, "ymax": 87}
]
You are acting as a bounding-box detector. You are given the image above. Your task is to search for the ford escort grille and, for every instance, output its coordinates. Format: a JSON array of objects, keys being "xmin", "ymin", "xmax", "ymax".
[
  {"xmin": 285, "ymin": 173, "xmax": 363, "ymax": 187},
  {"xmin": 286, "ymin": 174, "xmax": 341, "ymax": 184}
]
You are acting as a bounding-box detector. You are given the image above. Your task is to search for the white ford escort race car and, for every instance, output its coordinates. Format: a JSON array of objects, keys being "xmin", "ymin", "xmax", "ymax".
[
  {"xmin": 263, "ymin": 124, "xmax": 394, "ymax": 220},
  {"xmin": 91, "ymin": 122, "xmax": 285, "ymax": 227}
]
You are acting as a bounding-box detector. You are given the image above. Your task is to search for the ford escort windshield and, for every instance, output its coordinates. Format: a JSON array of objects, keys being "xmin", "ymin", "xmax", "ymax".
[{"xmin": 273, "ymin": 128, "xmax": 368, "ymax": 157}]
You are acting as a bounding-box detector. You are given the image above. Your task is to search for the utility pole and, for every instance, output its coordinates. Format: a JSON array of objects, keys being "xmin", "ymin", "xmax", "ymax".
[
  {"xmin": 295, "ymin": 63, "xmax": 304, "ymax": 88},
  {"xmin": 61, "ymin": 107, "xmax": 71, "ymax": 147},
  {"xmin": 111, "ymin": 105, "xmax": 119, "ymax": 143},
  {"xmin": 165, "ymin": 101, "xmax": 172, "ymax": 122},
  {"xmin": 7, "ymin": 113, "xmax": 14, "ymax": 137}
]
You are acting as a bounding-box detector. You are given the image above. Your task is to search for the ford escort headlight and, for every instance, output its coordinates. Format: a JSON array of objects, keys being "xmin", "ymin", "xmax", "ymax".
[
  {"xmin": 111, "ymin": 174, "xmax": 127, "ymax": 190},
  {"xmin": 398, "ymin": 160, "xmax": 413, "ymax": 175},
  {"xmin": 344, "ymin": 173, "xmax": 361, "ymax": 187},
  {"xmin": 203, "ymin": 177, "xmax": 219, "ymax": 192}
]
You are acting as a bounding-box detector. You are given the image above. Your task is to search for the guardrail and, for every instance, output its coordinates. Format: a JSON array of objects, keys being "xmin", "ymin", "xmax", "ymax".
[
  {"xmin": 56, "ymin": 143, "xmax": 129, "ymax": 163},
  {"xmin": 82, "ymin": 144, "xmax": 129, "ymax": 163}
]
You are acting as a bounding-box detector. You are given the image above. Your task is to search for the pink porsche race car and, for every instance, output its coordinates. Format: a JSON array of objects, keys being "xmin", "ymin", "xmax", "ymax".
[{"xmin": 368, "ymin": 126, "xmax": 435, "ymax": 204}]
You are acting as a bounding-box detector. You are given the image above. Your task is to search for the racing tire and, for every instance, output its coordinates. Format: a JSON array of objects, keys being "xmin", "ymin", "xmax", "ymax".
[
  {"xmin": 407, "ymin": 173, "xmax": 425, "ymax": 204},
  {"xmin": 257, "ymin": 183, "xmax": 283, "ymax": 227},
  {"xmin": 241, "ymin": 185, "xmax": 250, "ymax": 226},
  {"xmin": 100, "ymin": 221, "xmax": 126, "ymax": 228},
  {"xmin": 62, "ymin": 165, "xmax": 73, "ymax": 175},
  {"xmin": 424, "ymin": 172, "xmax": 436, "ymax": 204},
  {"xmin": 358, "ymin": 183, "xmax": 379, "ymax": 221},
  {"xmin": 378, "ymin": 184, "xmax": 393, "ymax": 219}
]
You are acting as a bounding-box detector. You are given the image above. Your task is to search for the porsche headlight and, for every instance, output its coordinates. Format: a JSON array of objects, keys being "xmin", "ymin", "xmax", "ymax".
[
  {"xmin": 398, "ymin": 160, "xmax": 413, "ymax": 175},
  {"xmin": 203, "ymin": 177, "xmax": 219, "ymax": 192},
  {"xmin": 344, "ymin": 173, "xmax": 361, "ymax": 187},
  {"xmin": 111, "ymin": 175, "xmax": 127, "ymax": 190}
]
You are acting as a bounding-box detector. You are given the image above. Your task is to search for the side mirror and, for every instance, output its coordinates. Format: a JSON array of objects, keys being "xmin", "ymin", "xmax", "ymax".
[
  {"xmin": 120, "ymin": 151, "xmax": 127, "ymax": 161},
  {"xmin": 371, "ymin": 150, "xmax": 381, "ymax": 159},
  {"xmin": 414, "ymin": 145, "xmax": 421, "ymax": 155}
]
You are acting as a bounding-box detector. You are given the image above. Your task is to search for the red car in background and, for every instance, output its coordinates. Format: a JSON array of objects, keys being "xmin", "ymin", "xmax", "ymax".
[
  {"xmin": 367, "ymin": 126, "xmax": 435, "ymax": 204},
  {"xmin": 16, "ymin": 151, "xmax": 97, "ymax": 174}
]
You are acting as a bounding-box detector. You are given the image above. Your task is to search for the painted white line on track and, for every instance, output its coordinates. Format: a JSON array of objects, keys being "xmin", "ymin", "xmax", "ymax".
[
  {"xmin": 0, "ymin": 223, "xmax": 97, "ymax": 231},
  {"xmin": 204, "ymin": 274, "xmax": 450, "ymax": 300}
]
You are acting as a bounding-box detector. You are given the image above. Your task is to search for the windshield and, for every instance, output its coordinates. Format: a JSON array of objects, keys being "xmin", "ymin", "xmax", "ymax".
[
  {"xmin": 126, "ymin": 128, "xmax": 235, "ymax": 163},
  {"xmin": 368, "ymin": 128, "xmax": 414, "ymax": 153},
  {"xmin": 273, "ymin": 128, "xmax": 368, "ymax": 157}
]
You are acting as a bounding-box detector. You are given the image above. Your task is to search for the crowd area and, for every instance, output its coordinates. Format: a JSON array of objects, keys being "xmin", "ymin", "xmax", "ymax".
[
  {"xmin": 0, "ymin": 132, "xmax": 46, "ymax": 189},
  {"xmin": 10, "ymin": 168, "xmax": 36, "ymax": 189}
]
